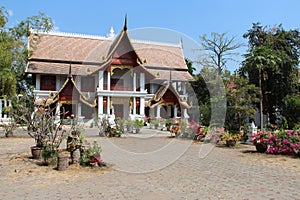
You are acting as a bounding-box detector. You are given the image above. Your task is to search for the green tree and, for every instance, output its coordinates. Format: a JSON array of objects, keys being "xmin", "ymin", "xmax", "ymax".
[
  {"xmin": 224, "ymin": 72, "xmax": 259, "ymax": 132},
  {"xmin": 241, "ymin": 23, "xmax": 300, "ymax": 128},
  {"xmin": 242, "ymin": 46, "xmax": 280, "ymax": 128},
  {"xmin": 282, "ymin": 94, "xmax": 300, "ymax": 128},
  {"xmin": 0, "ymin": 7, "xmax": 53, "ymax": 97},
  {"xmin": 0, "ymin": 7, "xmax": 17, "ymax": 98},
  {"xmin": 193, "ymin": 66, "xmax": 226, "ymax": 127},
  {"xmin": 198, "ymin": 32, "xmax": 242, "ymax": 75},
  {"xmin": 185, "ymin": 58, "xmax": 196, "ymax": 76},
  {"xmin": 0, "ymin": 68, "xmax": 16, "ymax": 98}
]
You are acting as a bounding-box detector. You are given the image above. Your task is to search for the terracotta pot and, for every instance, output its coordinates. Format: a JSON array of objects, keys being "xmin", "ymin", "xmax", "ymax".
[
  {"xmin": 31, "ymin": 146, "xmax": 43, "ymax": 159},
  {"xmin": 255, "ymin": 143, "xmax": 268, "ymax": 153},
  {"xmin": 225, "ymin": 140, "xmax": 236, "ymax": 147}
]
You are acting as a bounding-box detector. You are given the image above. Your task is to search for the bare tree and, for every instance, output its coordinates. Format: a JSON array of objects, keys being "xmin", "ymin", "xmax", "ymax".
[{"xmin": 198, "ymin": 32, "xmax": 242, "ymax": 75}]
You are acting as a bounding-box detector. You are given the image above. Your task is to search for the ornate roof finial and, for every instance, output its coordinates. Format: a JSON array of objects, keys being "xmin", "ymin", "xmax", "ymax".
[
  {"xmin": 124, "ymin": 14, "xmax": 127, "ymax": 31},
  {"xmin": 180, "ymin": 37, "xmax": 183, "ymax": 49},
  {"xmin": 68, "ymin": 63, "xmax": 72, "ymax": 78},
  {"xmin": 108, "ymin": 26, "xmax": 115, "ymax": 38}
]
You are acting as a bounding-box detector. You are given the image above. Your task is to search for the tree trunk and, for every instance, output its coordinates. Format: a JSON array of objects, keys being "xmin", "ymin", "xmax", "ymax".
[{"xmin": 259, "ymin": 68, "xmax": 264, "ymax": 129}]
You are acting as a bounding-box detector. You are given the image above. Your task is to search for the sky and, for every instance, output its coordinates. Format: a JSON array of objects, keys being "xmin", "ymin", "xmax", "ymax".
[{"xmin": 2, "ymin": 0, "xmax": 300, "ymax": 72}]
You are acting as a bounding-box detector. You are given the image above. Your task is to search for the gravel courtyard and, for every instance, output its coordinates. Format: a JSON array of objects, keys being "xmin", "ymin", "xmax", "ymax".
[{"xmin": 0, "ymin": 128, "xmax": 300, "ymax": 199}]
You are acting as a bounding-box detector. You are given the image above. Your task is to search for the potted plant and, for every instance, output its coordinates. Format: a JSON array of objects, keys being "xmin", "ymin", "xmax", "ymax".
[
  {"xmin": 80, "ymin": 141, "xmax": 105, "ymax": 167},
  {"xmin": 165, "ymin": 119, "xmax": 173, "ymax": 131},
  {"xmin": 115, "ymin": 118, "xmax": 126, "ymax": 133},
  {"xmin": 1, "ymin": 106, "xmax": 17, "ymax": 137},
  {"xmin": 125, "ymin": 119, "xmax": 134, "ymax": 132},
  {"xmin": 67, "ymin": 124, "xmax": 86, "ymax": 164},
  {"xmin": 2, "ymin": 121, "xmax": 17, "ymax": 138},
  {"xmin": 221, "ymin": 131, "xmax": 242, "ymax": 147},
  {"xmin": 171, "ymin": 122, "xmax": 181, "ymax": 137},
  {"xmin": 151, "ymin": 119, "xmax": 160, "ymax": 129},
  {"xmin": 11, "ymin": 95, "xmax": 67, "ymax": 159},
  {"xmin": 251, "ymin": 130, "xmax": 272, "ymax": 153},
  {"xmin": 194, "ymin": 126, "xmax": 208, "ymax": 141},
  {"xmin": 41, "ymin": 134, "xmax": 65, "ymax": 166},
  {"xmin": 133, "ymin": 119, "xmax": 144, "ymax": 133}
]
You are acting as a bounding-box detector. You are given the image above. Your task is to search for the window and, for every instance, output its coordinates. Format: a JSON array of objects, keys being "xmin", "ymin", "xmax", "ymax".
[
  {"xmin": 40, "ymin": 75, "xmax": 56, "ymax": 90},
  {"xmin": 81, "ymin": 76, "xmax": 95, "ymax": 92}
]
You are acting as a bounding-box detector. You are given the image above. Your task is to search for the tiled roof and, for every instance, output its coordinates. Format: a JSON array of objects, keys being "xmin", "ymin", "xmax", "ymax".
[
  {"xmin": 27, "ymin": 31, "xmax": 193, "ymax": 81},
  {"xmin": 149, "ymin": 82, "xmax": 192, "ymax": 109}
]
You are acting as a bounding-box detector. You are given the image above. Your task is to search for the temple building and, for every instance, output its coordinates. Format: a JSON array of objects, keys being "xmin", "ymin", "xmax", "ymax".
[{"xmin": 26, "ymin": 20, "xmax": 194, "ymax": 122}]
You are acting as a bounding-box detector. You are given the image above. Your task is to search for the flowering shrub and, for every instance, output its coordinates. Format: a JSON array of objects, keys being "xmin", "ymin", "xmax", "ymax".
[
  {"xmin": 204, "ymin": 127, "xmax": 224, "ymax": 143},
  {"xmin": 171, "ymin": 122, "xmax": 182, "ymax": 136},
  {"xmin": 80, "ymin": 141, "xmax": 104, "ymax": 166},
  {"xmin": 267, "ymin": 130, "xmax": 300, "ymax": 156},
  {"xmin": 251, "ymin": 130, "xmax": 272, "ymax": 149},
  {"xmin": 42, "ymin": 135, "xmax": 65, "ymax": 165},
  {"xmin": 221, "ymin": 132, "xmax": 242, "ymax": 142},
  {"xmin": 189, "ymin": 120, "xmax": 201, "ymax": 135}
]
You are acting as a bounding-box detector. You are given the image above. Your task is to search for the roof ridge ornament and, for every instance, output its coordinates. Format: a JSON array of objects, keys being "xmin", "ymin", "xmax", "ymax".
[
  {"xmin": 123, "ymin": 14, "xmax": 127, "ymax": 31},
  {"xmin": 108, "ymin": 26, "xmax": 115, "ymax": 38},
  {"xmin": 68, "ymin": 63, "xmax": 72, "ymax": 78}
]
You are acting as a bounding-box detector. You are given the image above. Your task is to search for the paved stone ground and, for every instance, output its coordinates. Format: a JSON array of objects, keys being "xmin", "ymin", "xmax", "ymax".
[{"xmin": 0, "ymin": 127, "xmax": 300, "ymax": 199}]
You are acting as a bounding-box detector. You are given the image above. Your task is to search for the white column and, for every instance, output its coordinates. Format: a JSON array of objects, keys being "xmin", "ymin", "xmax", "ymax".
[
  {"xmin": 76, "ymin": 77, "xmax": 81, "ymax": 90},
  {"xmin": 98, "ymin": 70, "xmax": 104, "ymax": 90},
  {"xmin": 107, "ymin": 96, "xmax": 110, "ymax": 115},
  {"xmin": 167, "ymin": 105, "xmax": 172, "ymax": 118},
  {"xmin": 0, "ymin": 100, "xmax": 2, "ymax": 118},
  {"xmin": 140, "ymin": 73, "xmax": 145, "ymax": 91},
  {"xmin": 150, "ymin": 84, "xmax": 154, "ymax": 94},
  {"xmin": 174, "ymin": 105, "xmax": 178, "ymax": 118},
  {"xmin": 156, "ymin": 105, "xmax": 161, "ymax": 118},
  {"xmin": 107, "ymin": 72, "xmax": 111, "ymax": 91},
  {"xmin": 3, "ymin": 100, "xmax": 7, "ymax": 118},
  {"xmin": 133, "ymin": 73, "xmax": 137, "ymax": 91},
  {"xmin": 56, "ymin": 75, "xmax": 61, "ymax": 91},
  {"xmin": 77, "ymin": 103, "xmax": 82, "ymax": 118},
  {"xmin": 140, "ymin": 97, "xmax": 145, "ymax": 116},
  {"xmin": 183, "ymin": 82, "xmax": 186, "ymax": 95},
  {"xmin": 36, "ymin": 74, "xmax": 41, "ymax": 90},
  {"xmin": 133, "ymin": 97, "xmax": 136, "ymax": 115},
  {"xmin": 98, "ymin": 96, "xmax": 103, "ymax": 117}
]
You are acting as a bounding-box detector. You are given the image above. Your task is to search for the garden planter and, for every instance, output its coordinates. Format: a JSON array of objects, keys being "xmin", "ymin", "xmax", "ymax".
[
  {"xmin": 44, "ymin": 156, "xmax": 57, "ymax": 166},
  {"xmin": 255, "ymin": 143, "xmax": 268, "ymax": 153},
  {"xmin": 31, "ymin": 146, "xmax": 43, "ymax": 159},
  {"xmin": 225, "ymin": 140, "xmax": 236, "ymax": 147},
  {"xmin": 149, "ymin": 124, "xmax": 155, "ymax": 129},
  {"xmin": 57, "ymin": 155, "xmax": 69, "ymax": 171},
  {"xmin": 122, "ymin": 124, "xmax": 127, "ymax": 132},
  {"xmin": 71, "ymin": 148, "xmax": 80, "ymax": 165},
  {"xmin": 132, "ymin": 127, "xmax": 141, "ymax": 134}
]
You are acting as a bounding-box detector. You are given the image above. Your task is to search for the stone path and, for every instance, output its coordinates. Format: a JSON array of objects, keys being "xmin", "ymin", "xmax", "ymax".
[{"xmin": 0, "ymin": 128, "xmax": 300, "ymax": 199}]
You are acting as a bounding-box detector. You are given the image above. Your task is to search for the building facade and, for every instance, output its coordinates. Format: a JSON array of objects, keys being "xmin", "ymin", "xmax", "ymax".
[{"xmin": 26, "ymin": 21, "xmax": 194, "ymax": 122}]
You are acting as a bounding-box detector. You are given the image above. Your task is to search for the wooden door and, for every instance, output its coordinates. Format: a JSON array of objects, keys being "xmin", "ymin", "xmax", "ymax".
[{"xmin": 114, "ymin": 104, "xmax": 124, "ymax": 118}]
